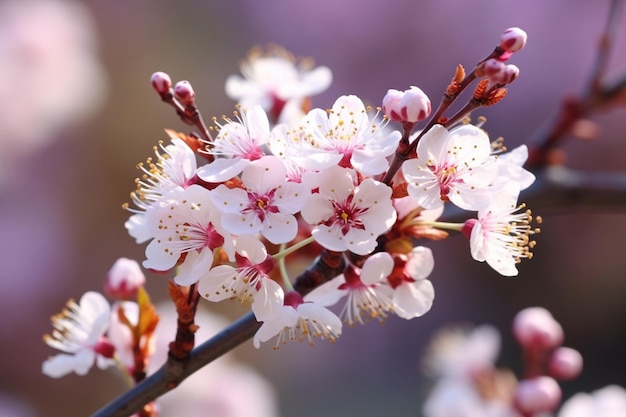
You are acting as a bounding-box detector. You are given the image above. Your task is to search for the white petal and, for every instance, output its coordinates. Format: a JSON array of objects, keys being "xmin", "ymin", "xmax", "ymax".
[
  {"xmin": 393, "ymin": 280, "xmax": 435, "ymax": 319},
  {"xmin": 143, "ymin": 238, "xmax": 179, "ymax": 272},
  {"xmin": 361, "ymin": 252, "xmax": 394, "ymax": 285},
  {"xmin": 174, "ymin": 248, "xmax": 214, "ymax": 286},
  {"xmin": 197, "ymin": 158, "xmax": 250, "ymax": 183},
  {"xmin": 241, "ymin": 155, "xmax": 286, "ymax": 193},
  {"xmin": 406, "ymin": 246, "xmax": 435, "ymax": 280},
  {"xmin": 262, "ymin": 212, "xmax": 297, "ymax": 244},
  {"xmin": 197, "ymin": 265, "xmax": 237, "ymax": 302}
]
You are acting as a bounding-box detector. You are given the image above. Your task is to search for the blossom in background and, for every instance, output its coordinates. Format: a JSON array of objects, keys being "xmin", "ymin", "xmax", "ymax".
[
  {"xmin": 210, "ymin": 155, "xmax": 309, "ymax": 244},
  {"xmin": 142, "ymin": 185, "xmax": 234, "ymax": 286},
  {"xmin": 105, "ymin": 257, "xmax": 146, "ymax": 300},
  {"xmin": 42, "ymin": 291, "xmax": 115, "ymax": 378},
  {"xmin": 300, "ymin": 95, "xmax": 400, "ymax": 176},
  {"xmin": 0, "ymin": 0, "xmax": 106, "ymax": 188},
  {"xmin": 558, "ymin": 385, "xmax": 626, "ymax": 417},
  {"xmin": 225, "ymin": 44, "xmax": 332, "ymax": 122},
  {"xmin": 252, "ymin": 288, "xmax": 342, "ymax": 348},
  {"xmin": 402, "ymin": 124, "xmax": 497, "ymax": 211},
  {"xmin": 301, "ymin": 166, "xmax": 396, "ymax": 255},
  {"xmin": 422, "ymin": 325, "xmax": 517, "ymax": 417}
]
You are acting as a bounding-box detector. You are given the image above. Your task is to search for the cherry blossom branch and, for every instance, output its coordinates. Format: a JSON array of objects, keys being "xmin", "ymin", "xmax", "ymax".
[
  {"xmin": 89, "ymin": 312, "xmax": 260, "ymax": 417},
  {"xmin": 89, "ymin": 249, "xmax": 346, "ymax": 417}
]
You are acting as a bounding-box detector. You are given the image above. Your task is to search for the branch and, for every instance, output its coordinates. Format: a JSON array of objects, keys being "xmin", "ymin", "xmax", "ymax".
[{"xmin": 89, "ymin": 312, "xmax": 260, "ymax": 417}]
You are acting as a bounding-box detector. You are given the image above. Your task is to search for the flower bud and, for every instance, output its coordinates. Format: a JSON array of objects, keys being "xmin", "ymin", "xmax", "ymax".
[
  {"xmin": 548, "ymin": 346, "xmax": 583, "ymax": 380},
  {"xmin": 382, "ymin": 86, "xmax": 431, "ymax": 123},
  {"xmin": 105, "ymin": 258, "xmax": 146, "ymax": 300},
  {"xmin": 499, "ymin": 65, "xmax": 520, "ymax": 84},
  {"xmin": 513, "ymin": 307, "xmax": 564, "ymax": 350},
  {"xmin": 483, "ymin": 58, "xmax": 505, "ymax": 79},
  {"xmin": 150, "ymin": 71, "xmax": 172, "ymax": 95},
  {"xmin": 500, "ymin": 27, "xmax": 528, "ymax": 53},
  {"xmin": 515, "ymin": 376, "xmax": 562, "ymax": 414},
  {"xmin": 174, "ymin": 80, "xmax": 195, "ymax": 106}
]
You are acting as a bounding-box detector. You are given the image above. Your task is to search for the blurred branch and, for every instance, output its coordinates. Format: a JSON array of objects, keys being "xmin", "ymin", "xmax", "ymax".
[{"xmin": 527, "ymin": 0, "xmax": 625, "ymax": 167}]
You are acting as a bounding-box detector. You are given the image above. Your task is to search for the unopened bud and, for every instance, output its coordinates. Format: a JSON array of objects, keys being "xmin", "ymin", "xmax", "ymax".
[
  {"xmin": 105, "ymin": 258, "xmax": 146, "ymax": 300},
  {"xmin": 483, "ymin": 59, "xmax": 505, "ymax": 78},
  {"xmin": 513, "ymin": 307, "xmax": 564, "ymax": 350},
  {"xmin": 174, "ymin": 80, "xmax": 196, "ymax": 106},
  {"xmin": 151, "ymin": 71, "xmax": 172, "ymax": 95},
  {"xmin": 382, "ymin": 86, "xmax": 431, "ymax": 123},
  {"xmin": 500, "ymin": 27, "xmax": 528, "ymax": 53},
  {"xmin": 548, "ymin": 347, "xmax": 583, "ymax": 380},
  {"xmin": 500, "ymin": 65, "xmax": 520, "ymax": 84},
  {"xmin": 515, "ymin": 376, "xmax": 562, "ymax": 414}
]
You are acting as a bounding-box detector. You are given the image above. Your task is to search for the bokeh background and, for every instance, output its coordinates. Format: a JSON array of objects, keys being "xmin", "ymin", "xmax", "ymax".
[{"xmin": 1, "ymin": 1, "xmax": 625, "ymax": 416}]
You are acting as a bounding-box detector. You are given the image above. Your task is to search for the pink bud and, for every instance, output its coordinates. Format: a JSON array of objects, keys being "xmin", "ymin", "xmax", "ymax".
[
  {"xmin": 382, "ymin": 86, "xmax": 431, "ymax": 123},
  {"xmin": 515, "ymin": 376, "xmax": 562, "ymax": 414},
  {"xmin": 483, "ymin": 58, "xmax": 505, "ymax": 78},
  {"xmin": 105, "ymin": 258, "xmax": 146, "ymax": 300},
  {"xmin": 500, "ymin": 65, "xmax": 520, "ymax": 84},
  {"xmin": 513, "ymin": 307, "xmax": 564, "ymax": 350},
  {"xmin": 150, "ymin": 71, "xmax": 172, "ymax": 95},
  {"xmin": 548, "ymin": 347, "xmax": 583, "ymax": 380},
  {"xmin": 174, "ymin": 80, "xmax": 195, "ymax": 106},
  {"xmin": 500, "ymin": 27, "xmax": 528, "ymax": 53}
]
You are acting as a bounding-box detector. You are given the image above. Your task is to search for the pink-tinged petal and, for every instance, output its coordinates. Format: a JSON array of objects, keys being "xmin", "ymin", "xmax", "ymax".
[
  {"xmin": 302, "ymin": 108, "xmax": 331, "ymax": 138},
  {"xmin": 221, "ymin": 212, "xmax": 264, "ymax": 236},
  {"xmin": 143, "ymin": 238, "xmax": 179, "ymax": 271},
  {"xmin": 406, "ymin": 246, "xmax": 435, "ymax": 280},
  {"xmin": 174, "ymin": 248, "xmax": 214, "ymax": 286},
  {"xmin": 393, "ymin": 280, "xmax": 435, "ymax": 319},
  {"xmin": 210, "ymin": 184, "xmax": 249, "ymax": 214},
  {"xmin": 235, "ymin": 234, "xmax": 268, "ymax": 264},
  {"xmin": 446, "ymin": 125, "xmax": 492, "ymax": 166},
  {"xmin": 297, "ymin": 303, "xmax": 342, "ymax": 335},
  {"xmin": 351, "ymin": 150, "xmax": 390, "ymax": 176},
  {"xmin": 197, "ymin": 157, "xmax": 251, "ymax": 183},
  {"xmin": 416, "ymin": 124, "xmax": 451, "ymax": 163},
  {"xmin": 197, "ymin": 265, "xmax": 237, "ymax": 302},
  {"xmin": 262, "ymin": 212, "xmax": 298, "ymax": 244},
  {"xmin": 251, "ymin": 279, "xmax": 284, "ymax": 321},
  {"xmin": 343, "ymin": 228, "xmax": 378, "ymax": 255},
  {"xmin": 317, "ymin": 166, "xmax": 355, "ymax": 201},
  {"xmin": 312, "ymin": 224, "xmax": 348, "ymax": 252},
  {"xmin": 360, "ymin": 252, "xmax": 394, "ymax": 285},
  {"xmin": 300, "ymin": 194, "xmax": 335, "ymax": 224},
  {"xmin": 244, "ymin": 105, "xmax": 271, "ymax": 141},
  {"xmin": 241, "ymin": 155, "xmax": 286, "ymax": 193},
  {"xmin": 274, "ymin": 181, "xmax": 309, "ymax": 214}
]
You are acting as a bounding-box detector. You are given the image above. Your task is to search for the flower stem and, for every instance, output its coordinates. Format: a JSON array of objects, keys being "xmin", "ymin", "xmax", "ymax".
[{"xmin": 272, "ymin": 236, "xmax": 315, "ymax": 261}]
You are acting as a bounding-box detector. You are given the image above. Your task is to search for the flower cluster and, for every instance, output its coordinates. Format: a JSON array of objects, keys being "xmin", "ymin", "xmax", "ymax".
[{"xmin": 120, "ymin": 30, "xmax": 539, "ymax": 348}]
